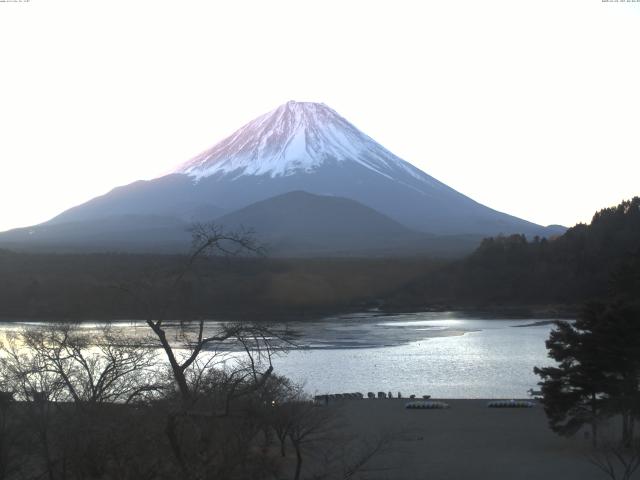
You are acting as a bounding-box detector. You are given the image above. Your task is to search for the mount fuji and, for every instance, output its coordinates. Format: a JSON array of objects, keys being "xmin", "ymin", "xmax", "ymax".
[{"xmin": 0, "ymin": 101, "xmax": 563, "ymax": 255}]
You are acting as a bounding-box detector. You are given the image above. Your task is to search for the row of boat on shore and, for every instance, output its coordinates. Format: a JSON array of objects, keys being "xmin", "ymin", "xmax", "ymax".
[{"xmin": 314, "ymin": 391, "xmax": 431, "ymax": 402}]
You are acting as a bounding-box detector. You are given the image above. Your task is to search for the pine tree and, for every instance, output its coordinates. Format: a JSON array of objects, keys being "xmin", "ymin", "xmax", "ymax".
[
  {"xmin": 534, "ymin": 312, "xmax": 609, "ymax": 446},
  {"xmin": 535, "ymin": 300, "xmax": 640, "ymax": 446}
]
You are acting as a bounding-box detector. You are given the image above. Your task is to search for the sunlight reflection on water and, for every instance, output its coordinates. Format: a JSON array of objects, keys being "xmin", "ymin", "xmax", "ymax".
[
  {"xmin": 0, "ymin": 312, "xmax": 562, "ymax": 398},
  {"xmin": 271, "ymin": 313, "xmax": 560, "ymax": 398}
]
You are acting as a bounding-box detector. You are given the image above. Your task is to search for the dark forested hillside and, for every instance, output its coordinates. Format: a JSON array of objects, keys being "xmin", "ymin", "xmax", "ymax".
[
  {"xmin": 391, "ymin": 197, "xmax": 640, "ymax": 309},
  {"xmin": 0, "ymin": 250, "xmax": 439, "ymax": 320},
  {"xmin": 1, "ymin": 198, "xmax": 637, "ymax": 320}
]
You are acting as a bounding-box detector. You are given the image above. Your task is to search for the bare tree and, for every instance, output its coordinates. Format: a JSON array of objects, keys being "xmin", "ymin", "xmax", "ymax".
[
  {"xmin": 0, "ymin": 335, "xmax": 67, "ymax": 480},
  {"xmin": 589, "ymin": 439, "xmax": 640, "ymax": 480},
  {"xmin": 119, "ymin": 222, "xmax": 286, "ymax": 404},
  {"xmin": 0, "ymin": 391, "xmax": 21, "ymax": 480},
  {"xmin": 265, "ymin": 376, "xmax": 303, "ymax": 457},
  {"xmin": 271, "ymin": 395, "xmax": 395, "ymax": 480},
  {"xmin": 286, "ymin": 400, "xmax": 336, "ymax": 480},
  {"xmin": 318, "ymin": 432, "xmax": 396, "ymax": 480},
  {"xmin": 115, "ymin": 223, "xmax": 300, "ymax": 479},
  {"xmin": 19, "ymin": 323, "xmax": 163, "ymax": 405},
  {"xmin": 0, "ymin": 325, "xmax": 167, "ymax": 480}
]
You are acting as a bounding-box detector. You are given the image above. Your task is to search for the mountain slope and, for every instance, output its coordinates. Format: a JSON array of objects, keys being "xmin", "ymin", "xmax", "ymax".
[
  {"xmin": 0, "ymin": 191, "xmax": 484, "ymax": 257},
  {"xmin": 0, "ymin": 215, "xmax": 191, "ymax": 253},
  {"xmin": 174, "ymin": 101, "xmax": 559, "ymax": 236},
  {"xmin": 45, "ymin": 101, "xmax": 559, "ymax": 238},
  {"xmin": 0, "ymin": 101, "xmax": 565, "ymax": 256},
  {"xmin": 49, "ymin": 175, "xmax": 227, "ymax": 224}
]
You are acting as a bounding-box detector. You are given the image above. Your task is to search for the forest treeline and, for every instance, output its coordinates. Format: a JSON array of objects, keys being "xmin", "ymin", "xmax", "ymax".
[
  {"xmin": 391, "ymin": 197, "xmax": 640, "ymax": 310},
  {"xmin": 0, "ymin": 250, "xmax": 440, "ymax": 320},
  {"xmin": 0, "ymin": 197, "xmax": 638, "ymax": 320}
]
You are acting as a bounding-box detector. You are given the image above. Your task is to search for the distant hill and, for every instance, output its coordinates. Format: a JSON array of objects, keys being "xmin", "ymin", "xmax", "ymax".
[
  {"xmin": 0, "ymin": 191, "xmax": 484, "ymax": 257},
  {"xmin": 215, "ymin": 191, "xmax": 429, "ymax": 256}
]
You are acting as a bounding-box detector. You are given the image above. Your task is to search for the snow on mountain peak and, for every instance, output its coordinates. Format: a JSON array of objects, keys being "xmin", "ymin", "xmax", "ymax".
[{"xmin": 176, "ymin": 101, "xmax": 428, "ymax": 183}]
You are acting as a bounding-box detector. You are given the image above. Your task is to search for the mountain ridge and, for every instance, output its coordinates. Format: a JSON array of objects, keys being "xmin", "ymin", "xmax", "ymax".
[{"xmin": 0, "ymin": 101, "xmax": 565, "ymax": 255}]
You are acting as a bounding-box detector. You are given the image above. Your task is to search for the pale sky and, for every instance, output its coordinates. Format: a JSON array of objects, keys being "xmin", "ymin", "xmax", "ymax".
[{"xmin": 1, "ymin": 0, "xmax": 638, "ymax": 232}]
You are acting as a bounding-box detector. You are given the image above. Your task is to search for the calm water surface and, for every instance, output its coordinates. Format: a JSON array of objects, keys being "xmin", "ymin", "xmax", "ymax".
[
  {"xmin": 0, "ymin": 311, "xmax": 561, "ymax": 399},
  {"xmin": 271, "ymin": 312, "xmax": 558, "ymax": 398}
]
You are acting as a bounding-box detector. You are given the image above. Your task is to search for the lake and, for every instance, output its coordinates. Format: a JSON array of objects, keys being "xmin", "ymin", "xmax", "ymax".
[
  {"xmin": 271, "ymin": 312, "xmax": 558, "ymax": 398},
  {"xmin": 0, "ymin": 311, "xmax": 561, "ymax": 399}
]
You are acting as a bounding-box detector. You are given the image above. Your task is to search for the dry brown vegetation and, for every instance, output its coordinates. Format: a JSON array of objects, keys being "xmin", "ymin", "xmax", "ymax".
[{"xmin": 0, "ymin": 251, "xmax": 440, "ymax": 321}]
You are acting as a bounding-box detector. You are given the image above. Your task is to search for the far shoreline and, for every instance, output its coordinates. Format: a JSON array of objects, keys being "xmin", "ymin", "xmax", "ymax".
[{"xmin": 0, "ymin": 303, "xmax": 578, "ymax": 324}]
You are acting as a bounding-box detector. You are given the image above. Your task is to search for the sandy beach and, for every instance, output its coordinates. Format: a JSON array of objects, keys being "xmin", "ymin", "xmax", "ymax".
[{"xmin": 327, "ymin": 399, "xmax": 607, "ymax": 480}]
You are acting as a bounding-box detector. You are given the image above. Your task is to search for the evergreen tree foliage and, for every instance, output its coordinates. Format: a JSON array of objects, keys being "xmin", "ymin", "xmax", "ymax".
[
  {"xmin": 399, "ymin": 197, "xmax": 640, "ymax": 307},
  {"xmin": 535, "ymin": 299, "xmax": 640, "ymax": 446}
]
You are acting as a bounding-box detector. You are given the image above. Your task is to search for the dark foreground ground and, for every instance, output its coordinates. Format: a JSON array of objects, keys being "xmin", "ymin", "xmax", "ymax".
[
  {"xmin": 331, "ymin": 399, "xmax": 609, "ymax": 480},
  {"xmin": 3, "ymin": 397, "xmax": 619, "ymax": 479}
]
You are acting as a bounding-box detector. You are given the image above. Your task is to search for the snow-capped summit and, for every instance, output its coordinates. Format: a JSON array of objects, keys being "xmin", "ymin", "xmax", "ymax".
[
  {"xmin": 177, "ymin": 101, "xmax": 427, "ymax": 184},
  {"xmin": 13, "ymin": 100, "xmax": 563, "ymax": 254}
]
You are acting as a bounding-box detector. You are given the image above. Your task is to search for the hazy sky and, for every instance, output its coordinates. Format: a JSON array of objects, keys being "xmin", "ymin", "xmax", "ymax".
[{"xmin": 1, "ymin": 0, "xmax": 638, "ymax": 232}]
